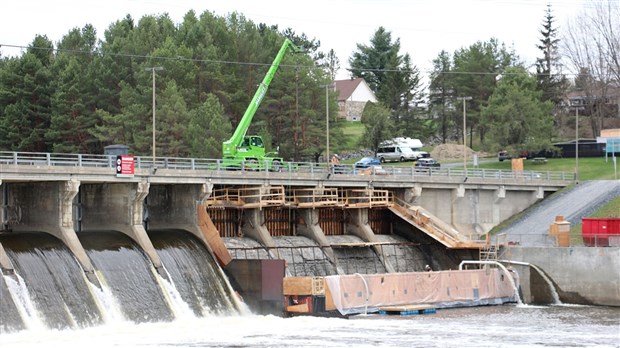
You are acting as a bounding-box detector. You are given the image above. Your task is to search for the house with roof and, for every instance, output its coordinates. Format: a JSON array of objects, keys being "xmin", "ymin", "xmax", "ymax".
[
  {"xmin": 333, "ymin": 78, "xmax": 378, "ymax": 121},
  {"xmin": 565, "ymin": 86, "xmax": 620, "ymax": 118}
]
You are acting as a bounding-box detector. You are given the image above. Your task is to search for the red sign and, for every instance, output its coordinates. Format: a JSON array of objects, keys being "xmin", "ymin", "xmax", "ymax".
[{"xmin": 116, "ymin": 155, "xmax": 135, "ymax": 176}]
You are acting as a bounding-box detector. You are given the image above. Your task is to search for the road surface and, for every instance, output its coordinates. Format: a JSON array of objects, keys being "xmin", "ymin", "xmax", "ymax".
[{"xmin": 496, "ymin": 180, "xmax": 620, "ymax": 246}]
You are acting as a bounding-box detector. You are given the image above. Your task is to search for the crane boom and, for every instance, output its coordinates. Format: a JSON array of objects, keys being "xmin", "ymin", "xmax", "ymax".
[{"xmin": 222, "ymin": 38, "xmax": 302, "ymax": 163}]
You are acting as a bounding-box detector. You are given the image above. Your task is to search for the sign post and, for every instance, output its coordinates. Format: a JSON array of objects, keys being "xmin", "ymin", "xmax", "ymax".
[{"xmin": 116, "ymin": 155, "xmax": 135, "ymax": 177}]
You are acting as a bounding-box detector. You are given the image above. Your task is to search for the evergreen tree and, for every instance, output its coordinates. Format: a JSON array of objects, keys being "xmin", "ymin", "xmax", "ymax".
[
  {"xmin": 0, "ymin": 35, "xmax": 54, "ymax": 151},
  {"xmin": 452, "ymin": 38, "xmax": 516, "ymax": 147},
  {"xmin": 536, "ymin": 4, "xmax": 567, "ymax": 105},
  {"xmin": 47, "ymin": 25, "xmax": 101, "ymax": 153},
  {"xmin": 187, "ymin": 94, "xmax": 232, "ymax": 158},
  {"xmin": 0, "ymin": 10, "xmax": 352, "ymax": 159},
  {"xmin": 481, "ymin": 66, "xmax": 554, "ymax": 153},
  {"xmin": 349, "ymin": 27, "xmax": 424, "ymax": 139},
  {"xmin": 395, "ymin": 54, "xmax": 424, "ymax": 136},
  {"xmin": 428, "ymin": 50, "xmax": 456, "ymax": 143},
  {"xmin": 323, "ymin": 49, "xmax": 340, "ymax": 81},
  {"xmin": 156, "ymin": 80, "xmax": 191, "ymax": 157}
]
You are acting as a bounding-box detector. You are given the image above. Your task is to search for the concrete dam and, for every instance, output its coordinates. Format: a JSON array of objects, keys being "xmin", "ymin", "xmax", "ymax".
[{"xmin": 0, "ymin": 151, "xmax": 579, "ymax": 332}]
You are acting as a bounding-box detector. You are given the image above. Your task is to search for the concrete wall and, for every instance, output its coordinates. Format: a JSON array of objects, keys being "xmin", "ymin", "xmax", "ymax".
[
  {"xmin": 503, "ymin": 246, "xmax": 620, "ymax": 306},
  {"xmin": 414, "ymin": 187, "xmax": 543, "ymax": 236}
]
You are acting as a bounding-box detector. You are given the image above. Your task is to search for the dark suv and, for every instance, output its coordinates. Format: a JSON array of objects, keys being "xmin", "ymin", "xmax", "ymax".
[
  {"xmin": 498, "ymin": 151, "xmax": 511, "ymax": 162},
  {"xmin": 415, "ymin": 158, "xmax": 440, "ymax": 168}
]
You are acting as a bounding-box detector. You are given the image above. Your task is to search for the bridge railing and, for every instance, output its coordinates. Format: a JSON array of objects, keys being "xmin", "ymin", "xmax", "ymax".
[{"xmin": 0, "ymin": 151, "xmax": 574, "ymax": 182}]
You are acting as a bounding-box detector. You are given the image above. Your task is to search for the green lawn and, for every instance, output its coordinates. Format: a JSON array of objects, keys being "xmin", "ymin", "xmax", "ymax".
[
  {"xmin": 475, "ymin": 156, "xmax": 618, "ymax": 180},
  {"xmin": 569, "ymin": 195, "xmax": 620, "ymax": 245},
  {"xmin": 339, "ymin": 122, "xmax": 365, "ymax": 150}
]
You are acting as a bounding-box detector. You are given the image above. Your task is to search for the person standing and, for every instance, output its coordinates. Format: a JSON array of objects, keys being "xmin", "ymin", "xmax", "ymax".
[{"xmin": 330, "ymin": 154, "xmax": 340, "ymax": 166}]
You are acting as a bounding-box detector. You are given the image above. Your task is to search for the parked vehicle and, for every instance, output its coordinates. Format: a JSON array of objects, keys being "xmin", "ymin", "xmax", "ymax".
[
  {"xmin": 381, "ymin": 137, "xmax": 429, "ymax": 160},
  {"xmin": 354, "ymin": 157, "xmax": 386, "ymax": 175},
  {"xmin": 377, "ymin": 145, "xmax": 417, "ymax": 162},
  {"xmin": 415, "ymin": 158, "xmax": 441, "ymax": 168},
  {"xmin": 355, "ymin": 157, "xmax": 381, "ymax": 168},
  {"xmin": 357, "ymin": 165, "xmax": 387, "ymax": 175},
  {"xmin": 498, "ymin": 151, "xmax": 512, "ymax": 162}
]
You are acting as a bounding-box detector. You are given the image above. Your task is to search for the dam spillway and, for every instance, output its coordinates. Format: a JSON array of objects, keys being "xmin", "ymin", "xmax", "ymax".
[{"xmin": 0, "ymin": 151, "xmax": 576, "ymax": 332}]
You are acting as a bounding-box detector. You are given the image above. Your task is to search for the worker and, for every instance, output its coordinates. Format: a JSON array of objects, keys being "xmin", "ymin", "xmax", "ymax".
[
  {"xmin": 330, "ymin": 154, "xmax": 340, "ymax": 166},
  {"xmin": 425, "ymin": 264, "xmax": 432, "ymax": 272},
  {"xmin": 330, "ymin": 154, "xmax": 342, "ymax": 174}
]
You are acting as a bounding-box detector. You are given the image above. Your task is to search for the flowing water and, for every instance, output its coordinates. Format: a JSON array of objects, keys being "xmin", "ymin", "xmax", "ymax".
[
  {"xmin": 1, "ymin": 232, "xmax": 103, "ymax": 330},
  {"xmin": 148, "ymin": 230, "xmax": 239, "ymax": 316},
  {"xmin": 79, "ymin": 231, "xmax": 176, "ymax": 324},
  {"xmin": 2, "ymin": 305, "xmax": 618, "ymax": 347},
  {"xmin": 1, "ymin": 231, "xmax": 618, "ymax": 347}
]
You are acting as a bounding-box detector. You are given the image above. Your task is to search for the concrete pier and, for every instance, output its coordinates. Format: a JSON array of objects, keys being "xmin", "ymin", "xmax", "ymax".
[
  {"xmin": 5, "ymin": 181, "xmax": 99, "ymax": 284},
  {"xmin": 146, "ymin": 183, "xmax": 232, "ymax": 267},
  {"xmin": 347, "ymin": 209, "xmax": 396, "ymax": 273},
  {"xmin": 0, "ymin": 242, "xmax": 14, "ymax": 274},
  {"xmin": 79, "ymin": 181, "xmax": 167, "ymax": 278},
  {"xmin": 297, "ymin": 209, "xmax": 336, "ymax": 265}
]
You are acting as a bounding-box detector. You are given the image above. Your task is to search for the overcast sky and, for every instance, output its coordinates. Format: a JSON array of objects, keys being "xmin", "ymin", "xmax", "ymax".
[{"xmin": 2, "ymin": 0, "xmax": 587, "ymax": 79}]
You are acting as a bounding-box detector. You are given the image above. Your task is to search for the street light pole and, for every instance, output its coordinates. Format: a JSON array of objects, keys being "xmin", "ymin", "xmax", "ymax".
[
  {"xmin": 326, "ymin": 84, "xmax": 330, "ymax": 163},
  {"xmin": 575, "ymin": 106, "xmax": 579, "ymax": 182},
  {"xmin": 145, "ymin": 67, "xmax": 163, "ymax": 163},
  {"xmin": 457, "ymin": 96, "xmax": 472, "ymax": 173},
  {"xmin": 323, "ymin": 83, "xmax": 334, "ymax": 163}
]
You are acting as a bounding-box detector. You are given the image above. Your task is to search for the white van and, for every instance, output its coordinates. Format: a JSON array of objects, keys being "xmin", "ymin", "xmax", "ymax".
[
  {"xmin": 376, "ymin": 145, "xmax": 417, "ymax": 162},
  {"xmin": 380, "ymin": 137, "xmax": 428, "ymax": 160}
]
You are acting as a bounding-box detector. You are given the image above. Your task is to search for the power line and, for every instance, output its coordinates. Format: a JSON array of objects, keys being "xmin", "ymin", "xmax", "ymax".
[{"xmin": 0, "ymin": 42, "xmax": 582, "ymax": 77}]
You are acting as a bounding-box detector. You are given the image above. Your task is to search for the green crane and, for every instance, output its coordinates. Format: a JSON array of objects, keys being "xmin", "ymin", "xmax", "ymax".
[{"xmin": 222, "ymin": 38, "xmax": 302, "ymax": 170}]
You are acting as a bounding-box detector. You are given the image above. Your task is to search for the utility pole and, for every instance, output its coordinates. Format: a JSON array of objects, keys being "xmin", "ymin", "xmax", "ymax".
[
  {"xmin": 326, "ymin": 84, "xmax": 330, "ymax": 163},
  {"xmin": 324, "ymin": 84, "xmax": 334, "ymax": 163},
  {"xmin": 145, "ymin": 67, "xmax": 163, "ymax": 164},
  {"xmin": 575, "ymin": 106, "xmax": 579, "ymax": 182},
  {"xmin": 457, "ymin": 96, "xmax": 472, "ymax": 173}
]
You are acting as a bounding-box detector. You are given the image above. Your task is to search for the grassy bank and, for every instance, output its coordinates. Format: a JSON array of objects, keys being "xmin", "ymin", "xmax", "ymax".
[
  {"xmin": 475, "ymin": 156, "xmax": 618, "ymax": 180},
  {"xmin": 569, "ymin": 195, "xmax": 620, "ymax": 245}
]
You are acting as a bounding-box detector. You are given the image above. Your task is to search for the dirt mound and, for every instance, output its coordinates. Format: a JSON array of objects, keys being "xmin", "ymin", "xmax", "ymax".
[{"xmin": 430, "ymin": 143, "xmax": 486, "ymax": 160}]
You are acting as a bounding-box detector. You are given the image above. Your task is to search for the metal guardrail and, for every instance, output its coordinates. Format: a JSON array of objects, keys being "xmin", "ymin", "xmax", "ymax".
[
  {"xmin": 0, "ymin": 151, "xmax": 575, "ymax": 183},
  {"xmin": 495, "ymin": 233, "xmax": 620, "ymax": 248}
]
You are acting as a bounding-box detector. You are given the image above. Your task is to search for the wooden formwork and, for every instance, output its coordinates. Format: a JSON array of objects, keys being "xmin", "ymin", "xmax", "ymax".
[
  {"xmin": 319, "ymin": 208, "xmax": 346, "ymax": 236},
  {"xmin": 340, "ymin": 188, "xmax": 393, "ymax": 208},
  {"xmin": 263, "ymin": 207, "xmax": 297, "ymax": 237},
  {"xmin": 205, "ymin": 185, "xmax": 286, "ymax": 208},
  {"xmin": 204, "ymin": 187, "xmax": 244, "ymax": 207},
  {"xmin": 368, "ymin": 208, "xmax": 392, "ymax": 235},
  {"xmin": 288, "ymin": 187, "xmax": 342, "ymax": 208},
  {"xmin": 206, "ymin": 207, "xmax": 241, "ymax": 238}
]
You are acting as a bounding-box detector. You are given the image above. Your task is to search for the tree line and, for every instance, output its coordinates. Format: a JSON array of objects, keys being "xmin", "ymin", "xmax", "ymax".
[
  {"xmin": 1, "ymin": 2, "xmax": 618, "ymax": 160},
  {"xmin": 357, "ymin": 2, "xmax": 618, "ymax": 156},
  {"xmin": 0, "ymin": 11, "xmax": 338, "ymax": 161}
]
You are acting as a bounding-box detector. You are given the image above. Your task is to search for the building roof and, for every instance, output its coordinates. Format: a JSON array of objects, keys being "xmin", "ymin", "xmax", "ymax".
[{"xmin": 334, "ymin": 78, "xmax": 365, "ymax": 101}]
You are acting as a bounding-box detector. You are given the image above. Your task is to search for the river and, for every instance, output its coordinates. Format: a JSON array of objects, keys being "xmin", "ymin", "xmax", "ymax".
[{"xmin": 3, "ymin": 304, "xmax": 618, "ymax": 348}]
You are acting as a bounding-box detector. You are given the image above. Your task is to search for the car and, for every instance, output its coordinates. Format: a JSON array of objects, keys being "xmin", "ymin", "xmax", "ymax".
[
  {"xmin": 498, "ymin": 151, "xmax": 512, "ymax": 162},
  {"xmin": 376, "ymin": 145, "xmax": 417, "ymax": 162},
  {"xmin": 415, "ymin": 158, "xmax": 440, "ymax": 168},
  {"xmin": 355, "ymin": 157, "xmax": 381, "ymax": 168}
]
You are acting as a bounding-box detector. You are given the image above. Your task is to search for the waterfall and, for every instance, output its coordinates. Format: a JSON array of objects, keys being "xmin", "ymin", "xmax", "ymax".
[
  {"xmin": 1, "ymin": 232, "xmax": 104, "ymax": 330},
  {"xmin": 499, "ymin": 260, "xmax": 562, "ymax": 305},
  {"xmin": 2, "ymin": 273, "xmax": 44, "ymax": 331},
  {"xmin": 79, "ymin": 231, "xmax": 175, "ymax": 324},
  {"xmin": 529, "ymin": 264, "xmax": 561, "ymax": 304},
  {"xmin": 149, "ymin": 230, "xmax": 239, "ymax": 316}
]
